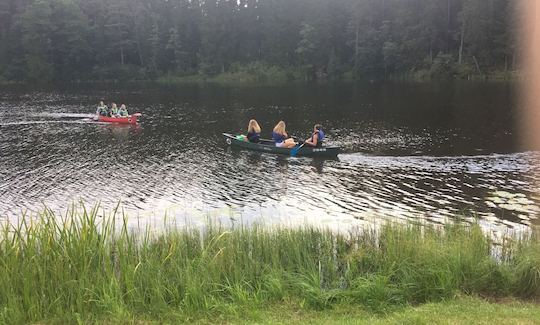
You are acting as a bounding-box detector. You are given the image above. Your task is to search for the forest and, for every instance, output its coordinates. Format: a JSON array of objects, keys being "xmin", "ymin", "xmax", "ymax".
[{"xmin": 0, "ymin": 0, "xmax": 519, "ymax": 83}]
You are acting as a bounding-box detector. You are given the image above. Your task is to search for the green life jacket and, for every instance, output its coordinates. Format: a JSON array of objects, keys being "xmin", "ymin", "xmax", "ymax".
[
  {"xmin": 118, "ymin": 108, "xmax": 128, "ymax": 116},
  {"xmin": 111, "ymin": 106, "xmax": 119, "ymax": 115}
]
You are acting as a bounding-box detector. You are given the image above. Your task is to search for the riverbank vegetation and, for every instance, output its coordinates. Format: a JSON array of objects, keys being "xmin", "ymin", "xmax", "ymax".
[
  {"xmin": 1, "ymin": 209, "xmax": 540, "ymax": 323},
  {"xmin": 0, "ymin": 0, "xmax": 520, "ymax": 84},
  {"xmin": 215, "ymin": 297, "xmax": 540, "ymax": 324}
]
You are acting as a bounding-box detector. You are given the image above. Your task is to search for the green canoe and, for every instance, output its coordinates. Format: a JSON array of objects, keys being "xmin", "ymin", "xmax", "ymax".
[{"xmin": 222, "ymin": 133, "xmax": 340, "ymax": 158}]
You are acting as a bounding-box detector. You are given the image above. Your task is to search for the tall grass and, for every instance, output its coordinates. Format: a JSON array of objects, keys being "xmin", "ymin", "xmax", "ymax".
[{"xmin": 0, "ymin": 208, "xmax": 539, "ymax": 323}]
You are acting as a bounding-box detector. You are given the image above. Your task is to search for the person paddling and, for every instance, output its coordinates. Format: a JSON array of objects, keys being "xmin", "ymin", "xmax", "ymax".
[
  {"xmin": 118, "ymin": 104, "xmax": 129, "ymax": 117},
  {"xmin": 246, "ymin": 119, "xmax": 261, "ymax": 143},
  {"xmin": 272, "ymin": 121, "xmax": 296, "ymax": 148},
  {"xmin": 303, "ymin": 124, "xmax": 325, "ymax": 147}
]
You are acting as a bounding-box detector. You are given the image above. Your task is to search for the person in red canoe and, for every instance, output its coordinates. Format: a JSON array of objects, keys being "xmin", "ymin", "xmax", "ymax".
[
  {"xmin": 96, "ymin": 101, "xmax": 108, "ymax": 116},
  {"xmin": 118, "ymin": 104, "xmax": 128, "ymax": 117},
  {"xmin": 303, "ymin": 124, "xmax": 325, "ymax": 147},
  {"xmin": 272, "ymin": 120, "xmax": 297, "ymax": 148},
  {"xmin": 246, "ymin": 119, "xmax": 261, "ymax": 143},
  {"xmin": 110, "ymin": 103, "xmax": 119, "ymax": 117}
]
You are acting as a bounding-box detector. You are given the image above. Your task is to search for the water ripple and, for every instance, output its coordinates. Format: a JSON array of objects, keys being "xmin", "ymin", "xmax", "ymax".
[{"xmin": 0, "ymin": 86, "xmax": 537, "ymax": 234}]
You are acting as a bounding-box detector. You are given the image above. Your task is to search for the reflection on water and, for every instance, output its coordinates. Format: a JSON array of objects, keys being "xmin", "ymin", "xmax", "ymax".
[{"xmin": 0, "ymin": 82, "xmax": 538, "ymax": 232}]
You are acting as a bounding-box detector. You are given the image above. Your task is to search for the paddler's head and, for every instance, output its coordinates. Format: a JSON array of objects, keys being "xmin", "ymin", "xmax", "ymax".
[
  {"xmin": 248, "ymin": 119, "xmax": 261, "ymax": 133},
  {"xmin": 274, "ymin": 121, "xmax": 286, "ymax": 135}
]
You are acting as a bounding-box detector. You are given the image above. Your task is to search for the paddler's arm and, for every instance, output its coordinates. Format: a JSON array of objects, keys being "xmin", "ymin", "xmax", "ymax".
[{"xmin": 304, "ymin": 132, "xmax": 318, "ymax": 147}]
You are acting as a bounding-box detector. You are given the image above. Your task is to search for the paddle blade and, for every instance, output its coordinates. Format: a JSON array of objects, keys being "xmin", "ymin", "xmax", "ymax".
[{"xmin": 290, "ymin": 145, "xmax": 300, "ymax": 157}]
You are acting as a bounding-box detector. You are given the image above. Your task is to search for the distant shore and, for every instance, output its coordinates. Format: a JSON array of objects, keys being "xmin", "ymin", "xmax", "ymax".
[
  {"xmin": 155, "ymin": 69, "xmax": 520, "ymax": 85},
  {"xmin": 0, "ymin": 66, "xmax": 521, "ymax": 87},
  {"xmin": 0, "ymin": 208, "xmax": 539, "ymax": 323}
]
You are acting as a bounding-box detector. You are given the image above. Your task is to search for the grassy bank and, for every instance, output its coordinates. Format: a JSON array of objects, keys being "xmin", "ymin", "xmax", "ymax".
[
  {"xmin": 156, "ymin": 62, "xmax": 305, "ymax": 85},
  {"xmin": 204, "ymin": 297, "xmax": 540, "ymax": 324},
  {"xmin": 155, "ymin": 70, "xmax": 520, "ymax": 85},
  {"xmin": 154, "ymin": 62, "xmax": 520, "ymax": 85},
  {"xmin": 1, "ymin": 210, "xmax": 540, "ymax": 323},
  {"xmin": 1, "ymin": 67, "xmax": 520, "ymax": 86}
]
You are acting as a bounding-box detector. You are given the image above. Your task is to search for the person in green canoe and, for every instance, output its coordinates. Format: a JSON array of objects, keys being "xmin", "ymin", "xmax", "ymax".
[
  {"xmin": 246, "ymin": 119, "xmax": 261, "ymax": 143},
  {"xmin": 303, "ymin": 124, "xmax": 325, "ymax": 147},
  {"xmin": 272, "ymin": 120, "xmax": 297, "ymax": 148}
]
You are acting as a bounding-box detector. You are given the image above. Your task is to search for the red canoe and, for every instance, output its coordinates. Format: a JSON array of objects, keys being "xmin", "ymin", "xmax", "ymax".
[{"xmin": 97, "ymin": 113, "xmax": 142, "ymax": 125}]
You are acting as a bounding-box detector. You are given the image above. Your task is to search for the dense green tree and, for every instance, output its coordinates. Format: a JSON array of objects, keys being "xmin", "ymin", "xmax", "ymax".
[
  {"xmin": 19, "ymin": 0, "xmax": 55, "ymax": 82},
  {"xmin": 258, "ymin": 0, "xmax": 302, "ymax": 66},
  {"xmin": 0, "ymin": 0, "xmax": 520, "ymax": 83},
  {"xmin": 0, "ymin": 1, "xmax": 11, "ymax": 69},
  {"xmin": 49, "ymin": 0, "xmax": 91, "ymax": 80}
]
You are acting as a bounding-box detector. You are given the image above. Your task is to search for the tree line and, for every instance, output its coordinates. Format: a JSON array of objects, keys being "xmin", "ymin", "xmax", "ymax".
[{"xmin": 0, "ymin": 0, "xmax": 520, "ymax": 83}]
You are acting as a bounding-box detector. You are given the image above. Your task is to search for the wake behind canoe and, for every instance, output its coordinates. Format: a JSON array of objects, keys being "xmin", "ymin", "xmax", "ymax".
[{"xmin": 222, "ymin": 133, "xmax": 340, "ymax": 158}]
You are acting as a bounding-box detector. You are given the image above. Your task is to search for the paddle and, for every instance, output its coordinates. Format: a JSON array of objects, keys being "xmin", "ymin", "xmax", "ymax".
[{"xmin": 290, "ymin": 142, "xmax": 306, "ymax": 157}]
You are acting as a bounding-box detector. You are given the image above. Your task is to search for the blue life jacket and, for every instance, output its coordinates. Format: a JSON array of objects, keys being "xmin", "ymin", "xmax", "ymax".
[
  {"xmin": 311, "ymin": 130, "xmax": 325, "ymax": 147},
  {"xmin": 272, "ymin": 131, "xmax": 286, "ymax": 143}
]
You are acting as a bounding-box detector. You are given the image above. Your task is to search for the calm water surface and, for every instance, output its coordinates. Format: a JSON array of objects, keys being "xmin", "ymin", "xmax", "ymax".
[{"xmin": 1, "ymin": 82, "xmax": 539, "ymax": 232}]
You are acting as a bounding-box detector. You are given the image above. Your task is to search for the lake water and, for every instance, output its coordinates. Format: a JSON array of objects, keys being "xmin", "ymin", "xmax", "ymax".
[{"xmin": 1, "ymin": 82, "xmax": 539, "ymax": 232}]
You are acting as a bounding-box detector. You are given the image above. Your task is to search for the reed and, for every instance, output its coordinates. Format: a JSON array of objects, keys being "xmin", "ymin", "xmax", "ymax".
[{"xmin": 0, "ymin": 208, "xmax": 539, "ymax": 323}]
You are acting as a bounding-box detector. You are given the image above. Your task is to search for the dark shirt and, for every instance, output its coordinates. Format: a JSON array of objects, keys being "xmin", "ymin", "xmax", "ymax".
[
  {"xmin": 272, "ymin": 131, "xmax": 286, "ymax": 143},
  {"xmin": 247, "ymin": 132, "xmax": 260, "ymax": 143}
]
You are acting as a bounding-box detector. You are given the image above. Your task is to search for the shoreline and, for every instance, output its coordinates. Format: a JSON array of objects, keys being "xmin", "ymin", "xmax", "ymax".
[{"xmin": 0, "ymin": 70, "xmax": 521, "ymax": 88}]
